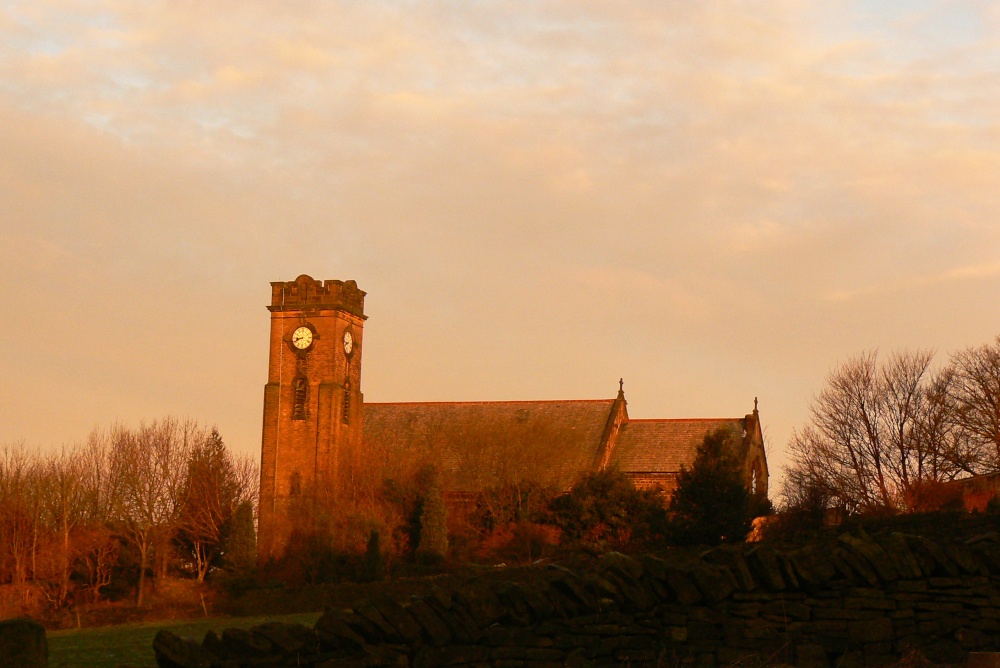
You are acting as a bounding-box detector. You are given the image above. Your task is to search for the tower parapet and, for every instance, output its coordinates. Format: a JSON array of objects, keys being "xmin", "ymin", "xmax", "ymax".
[{"xmin": 268, "ymin": 274, "xmax": 366, "ymax": 317}]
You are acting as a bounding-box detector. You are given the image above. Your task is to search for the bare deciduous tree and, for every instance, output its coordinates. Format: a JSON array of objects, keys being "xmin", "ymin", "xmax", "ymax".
[
  {"xmin": 39, "ymin": 448, "xmax": 87, "ymax": 609},
  {"xmin": 784, "ymin": 349, "xmax": 974, "ymax": 514},
  {"xmin": 179, "ymin": 428, "xmax": 260, "ymax": 581},
  {"xmin": 109, "ymin": 418, "xmax": 194, "ymax": 607},
  {"xmin": 949, "ymin": 336, "xmax": 1000, "ymax": 471},
  {"xmin": 0, "ymin": 444, "xmax": 43, "ymax": 585}
]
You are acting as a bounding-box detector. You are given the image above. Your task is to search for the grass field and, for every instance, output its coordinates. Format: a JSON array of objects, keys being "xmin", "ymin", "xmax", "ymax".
[{"xmin": 47, "ymin": 610, "xmax": 323, "ymax": 668}]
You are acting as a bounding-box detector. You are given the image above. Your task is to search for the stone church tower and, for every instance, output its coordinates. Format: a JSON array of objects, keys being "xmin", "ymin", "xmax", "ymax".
[{"xmin": 257, "ymin": 275, "xmax": 365, "ymax": 562}]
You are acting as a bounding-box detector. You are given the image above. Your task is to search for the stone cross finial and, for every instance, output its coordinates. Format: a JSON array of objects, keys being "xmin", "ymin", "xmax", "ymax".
[
  {"xmin": 754, "ymin": 396, "xmax": 758, "ymax": 412},
  {"xmin": 619, "ymin": 378, "xmax": 624, "ymax": 393}
]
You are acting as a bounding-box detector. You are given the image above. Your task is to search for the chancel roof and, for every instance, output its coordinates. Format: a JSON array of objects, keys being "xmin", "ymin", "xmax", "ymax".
[
  {"xmin": 611, "ymin": 418, "xmax": 744, "ymax": 474},
  {"xmin": 362, "ymin": 400, "xmax": 616, "ymax": 492}
]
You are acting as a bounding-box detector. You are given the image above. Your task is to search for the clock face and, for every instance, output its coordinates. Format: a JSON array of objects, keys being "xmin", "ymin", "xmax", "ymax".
[
  {"xmin": 291, "ymin": 326, "xmax": 313, "ymax": 350},
  {"xmin": 343, "ymin": 330, "xmax": 354, "ymax": 355}
]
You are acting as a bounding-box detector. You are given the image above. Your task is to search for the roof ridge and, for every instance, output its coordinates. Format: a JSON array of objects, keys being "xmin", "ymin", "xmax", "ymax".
[
  {"xmin": 625, "ymin": 417, "xmax": 741, "ymax": 423},
  {"xmin": 364, "ymin": 399, "xmax": 615, "ymax": 406}
]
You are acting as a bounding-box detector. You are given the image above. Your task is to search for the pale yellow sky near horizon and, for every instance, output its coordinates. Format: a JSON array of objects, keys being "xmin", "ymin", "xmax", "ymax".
[{"xmin": 2, "ymin": 1, "xmax": 1000, "ymax": 494}]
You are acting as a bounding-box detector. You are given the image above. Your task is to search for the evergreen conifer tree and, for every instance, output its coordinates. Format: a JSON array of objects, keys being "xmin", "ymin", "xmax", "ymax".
[
  {"xmin": 361, "ymin": 528, "xmax": 385, "ymax": 581},
  {"xmin": 668, "ymin": 426, "xmax": 754, "ymax": 545},
  {"xmin": 416, "ymin": 471, "xmax": 448, "ymax": 563},
  {"xmin": 223, "ymin": 500, "xmax": 257, "ymax": 573}
]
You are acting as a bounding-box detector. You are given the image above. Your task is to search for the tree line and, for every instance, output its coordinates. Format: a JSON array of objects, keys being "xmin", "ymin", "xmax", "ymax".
[
  {"xmin": 784, "ymin": 335, "xmax": 1000, "ymax": 515},
  {"xmin": 0, "ymin": 418, "xmax": 257, "ymax": 609}
]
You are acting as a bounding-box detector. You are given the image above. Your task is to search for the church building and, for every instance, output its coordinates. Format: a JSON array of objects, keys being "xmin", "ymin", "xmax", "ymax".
[{"xmin": 258, "ymin": 275, "xmax": 769, "ymax": 561}]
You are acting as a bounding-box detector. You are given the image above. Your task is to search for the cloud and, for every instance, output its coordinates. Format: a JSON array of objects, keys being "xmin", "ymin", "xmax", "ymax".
[
  {"xmin": 1, "ymin": 0, "xmax": 1000, "ymax": 487},
  {"xmin": 827, "ymin": 262, "xmax": 1000, "ymax": 302}
]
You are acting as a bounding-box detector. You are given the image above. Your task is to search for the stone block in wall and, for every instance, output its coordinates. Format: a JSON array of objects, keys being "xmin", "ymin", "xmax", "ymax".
[
  {"xmin": 355, "ymin": 602, "xmax": 405, "ymax": 644},
  {"xmin": 0, "ymin": 618, "xmax": 46, "ymax": 668},
  {"xmin": 200, "ymin": 630, "xmax": 225, "ymax": 660},
  {"xmin": 879, "ymin": 532, "xmax": 924, "ymax": 579},
  {"xmin": 600, "ymin": 568, "xmax": 656, "ymax": 610},
  {"xmin": 958, "ymin": 626, "xmax": 988, "ymax": 652},
  {"xmin": 745, "ymin": 545, "xmax": 786, "ymax": 591},
  {"xmin": 686, "ymin": 620, "xmax": 722, "ymax": 644},
  {"xmin": 923, "ymin": 639, "xmax": 966, "ymax": 665},
  {"xmin": 861, "ymin": 641, "xmax": 894, "ymax": 666},
  {"xmin": 360, "ymin": 643, "xmax": 409, "ymax": 667},
  {"xmin": 406, "ymin": 598, "xmax": 453, "ymax": 646},
  {"xmin": 412, "ymin": 643, "xmax": 489, "ymax": 668},
  {"xmin": 496, "ymin": 582, "xmax": 555, "ymax": 626},
  {"xmin": 778, "ymin": 552, "xmax": 802, "ymax": 590},
  {"xmin": 795, "ymin": 643, "xmax": 830, "ymax": 668},
  {"xmin": 844, "ymin": 595, "xmax": 896, "ymax": 611},
  {"xmin": 452, "ymin": 585, "xmax": 505, "ymax": 629},
  {"xmin": 152, "ymin": 629, "xmax": 216, "ymax": 668},
  {"xmin": 634, "ymin": 554, "xmax": 675, "ymax": 603},
  {"xmin": 615, "ymin": 647, "xmax": 658, "ymax": 663},
  {"xmin": 340, "ymin": 608, "xmax": 389, "ymax": 644},
  {"xmin": 760, "ymin": 598, "xmax": 811, "ymax": 621},
  {"xmin": 493, "ymin": 583, "xmax": 533, "ymax": 626},
  {"xmin": 548, "ymin": 572, "xmax": 597, "ymax": 616},
  {"xmin": 251, "ymin": 621, "xmax": 316, "ymax": 656},
  {"xmin": 371, "ymin": 594, "xmax": 425, "ymax": 646},
  {"xmin": 690, "ymin": 561, "xmax": 735, "ymax": 603},
  {"xmin": 218, "ymin": 626, "xmax": 272, "ymax": 659},
  {"xmin": 664, "ymin": 566, "xmax": 703, "ymax": 605},
  {"xmin": 716, "ymin": 646, "xmax": 763, "ymax": 665},
  {"xmin": 946, "ymin": 542, "xmax": 989, "ymax": 575},
  {"xmin": 970, "ymin": 615, "xmax": 1000, "ymax": 645},
  {"xmin": 523, "ymin": 647, "xmax": 566, "ymax": 662},
  {"xmin": 423, "ymin": 590, "xmax": 480, "ymax": 643},
  {"xmin": 970, "ymin": 538, "xmax": 1000, "ymax": 574},
  {"xmin": 599, "ymin": 551, "xmax": 644, "ymax": 581},
  {"xmin": 832, "ymin": 649, "xmax": 865, "ymax": 668},
  {"xmin": 785, "ymin": 545, "xmax": 837, "ymax": 588},
  {"xmin": 834, "ymin": 546, "xmax": 881, "ymax": 587},
  {"xmin": 848, "ymin": 617, "xmax": 893, "ymax": 644},
  {"xmin": 314, "ymin": 611, "xmax": 367, "ymax": 652},
  {"xmin": 515, "ymin": 581, "xmax": 557, "ymax": 620},
  {"xmin": 703, "ymin": 544, "xmax": 757, "ymax": 591},
  {"xmin": 580, "ymin": 572, "xmax": 624, "ymax": 609},
  {"xmin": 906, "ymin": 535, "xmax": 960, "ymax": 577},
  {"xmin": 838, "ymin": 532, "xmax": 898, "ymax": 583},
  {"xmin": 637, "ymin": 554, "xmax": 668, "ymax": 581}
]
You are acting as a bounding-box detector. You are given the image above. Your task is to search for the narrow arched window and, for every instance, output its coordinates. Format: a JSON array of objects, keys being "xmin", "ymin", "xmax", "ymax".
[
  {"xmin": 293, "ymin": 377, "xmax": 307, "ymax": 420},
  {"xmin": 342, "ymin": 380, "xmax": 351, "ymax": 424},
  {"xmin": 290, "ymin": 471, "xmax": 301, "ymax": 495}
]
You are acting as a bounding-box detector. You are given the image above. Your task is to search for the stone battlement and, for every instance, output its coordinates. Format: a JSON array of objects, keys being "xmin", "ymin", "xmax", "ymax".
[{"xmin": 268, "ymin": 275, "xmax": 366, "ymax": 317}]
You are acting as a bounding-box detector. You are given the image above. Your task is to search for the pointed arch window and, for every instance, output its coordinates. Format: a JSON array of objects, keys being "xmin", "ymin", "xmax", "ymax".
[
  {"xmin": 342, "ymin": 379, "xmax": 351, "ymax": 424},
  {"xmin": 293, "ymin": 376, "xmax": 308, "ymax": 420}
]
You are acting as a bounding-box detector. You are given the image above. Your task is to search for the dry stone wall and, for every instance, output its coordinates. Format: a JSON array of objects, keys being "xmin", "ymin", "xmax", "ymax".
[{"xmin": 154, "ymin": 529, "xmax": 1000, "ymax": 667}]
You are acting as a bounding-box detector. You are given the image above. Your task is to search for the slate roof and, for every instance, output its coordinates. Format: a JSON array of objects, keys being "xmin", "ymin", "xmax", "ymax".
[
  {"xmin": 363, "ymin": 400, "xmax": 616, "ymax": 492},
  {"xmin": 611, "ymin": 418, "xmax": 744, "ymax": 474}
]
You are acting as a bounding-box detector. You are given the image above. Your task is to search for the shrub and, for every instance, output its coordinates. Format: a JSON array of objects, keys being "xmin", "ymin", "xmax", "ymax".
[
  {"xmin": 415, "ymin": 471, "xmax": 448, "ymax": 563},
  {"xmin": 550, "ymin": 467, "xmax": 668, "ymax": 549},
  {"xmin": 476, "ymin": 522, "xmax": 560, "ymax": 564}
]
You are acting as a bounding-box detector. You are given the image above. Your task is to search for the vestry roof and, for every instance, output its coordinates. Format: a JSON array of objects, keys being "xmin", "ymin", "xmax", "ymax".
[
  {"xmin": 611, "ymin": 418, "xmax": 744, "ymax": 474},
  {"xmin": 363, "ymin": 400, "xmax": 616, "ymax": 492}
]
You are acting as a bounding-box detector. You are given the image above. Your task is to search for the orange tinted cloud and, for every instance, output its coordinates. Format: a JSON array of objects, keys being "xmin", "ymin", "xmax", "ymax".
[{"xmin": 2, "ymin": 2, "xmax": 999, "ymax": 492}]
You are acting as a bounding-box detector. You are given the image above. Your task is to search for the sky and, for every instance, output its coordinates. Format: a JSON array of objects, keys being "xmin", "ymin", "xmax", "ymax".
[{"xmin": 3, "ymin": 1, "xmax": 1000, "ymax": 493}]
